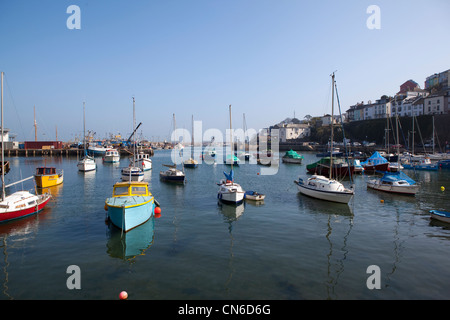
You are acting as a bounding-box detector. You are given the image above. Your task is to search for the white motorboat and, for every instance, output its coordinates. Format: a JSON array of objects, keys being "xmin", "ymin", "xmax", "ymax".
[
  {"xmin": 134, "ymin": 151, "xmax": 152, "ymax": 171},
  {"xmin": 366, "ymin": 171, "xmax": 419, "ymax": 195},
  {"xmin": 103, "ymin": 149, "xmax": 120, "ymax": 163}
]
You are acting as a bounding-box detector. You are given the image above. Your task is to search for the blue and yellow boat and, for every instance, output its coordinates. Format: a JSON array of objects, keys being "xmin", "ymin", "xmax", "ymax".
[{"xmin": 105, "ymin": 181, "xmax": 158, "ymax": 232}]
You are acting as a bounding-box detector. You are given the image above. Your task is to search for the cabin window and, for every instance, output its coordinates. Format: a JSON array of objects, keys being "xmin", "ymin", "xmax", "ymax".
[
  {"xmin": 132, "ymin": 187, "xmax": 147, "ymax": 195},
  {"xmin": 114, "ymin": 186, "xmax": 129, "ymax": 196}
]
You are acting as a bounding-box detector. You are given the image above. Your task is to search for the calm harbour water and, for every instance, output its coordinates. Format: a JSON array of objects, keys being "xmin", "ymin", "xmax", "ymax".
[{"xmin": 0, "ymin": 149, "xmax": 449, "ymax": 300}]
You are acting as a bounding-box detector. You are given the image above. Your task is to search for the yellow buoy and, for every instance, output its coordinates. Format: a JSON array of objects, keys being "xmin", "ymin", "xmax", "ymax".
[{"xmin": 441, "ymin": 186, "xmax": 445, "ymax": 192}]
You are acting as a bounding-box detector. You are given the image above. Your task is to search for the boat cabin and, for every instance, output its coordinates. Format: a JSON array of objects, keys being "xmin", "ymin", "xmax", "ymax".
[
  {"xmin": 112, "ymin": 181, "xmax": 150, "ymax": 197},
  {"xmin": 36, "ymin": 167, "xmax": 57, "ymax": 176}
]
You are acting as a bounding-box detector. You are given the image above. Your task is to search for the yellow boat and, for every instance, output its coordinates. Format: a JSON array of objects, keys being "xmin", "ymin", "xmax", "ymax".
[{"xmin": 34, "ymin": 167, "xmax": 64, "ymax": 188}]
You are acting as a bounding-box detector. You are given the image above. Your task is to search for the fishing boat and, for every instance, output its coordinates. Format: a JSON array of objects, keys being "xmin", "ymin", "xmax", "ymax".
[
  {"xmin": 282, "ymin": 149, "xmax": 304, "ymax": 164},
  {"xmin": 402, "ymin": 157, "xmax": 438, "ymax": 171},
  {"xmin": 122, "ymin": 97, "xmax": 144, "ymax": 182},
  {"xmin": 134, "ymin": 151, "xmax": 152, "ymax": 171},
  {"xmin": 88, "ymin": 144, "xmax": 109, "ymax": 156},
  {"xmin": 366, "ymin": 171, "xmax": 419, "ymax": 195},
  {"xmin": 103, "ymin": 149, "xmax": 120, "ymax": 163},
  {"xmin": 361, "ymin": 151, "xmax": 389, "ymax": 174},
  {"xmin": 77, "ymin": 102, "xmax": 96, "ymax": 172},
  {"xmin": 34, "ymin": 166, "xmax": 63, "ymax": 188},
  {"xmin": 295, "ymin": 73, "xmax": 354, "ymax": 204},
  {"xmin": 105, "ymin": 181, "xmax": 158, "ymax": 232},
  {"xmin": 218, "ymin": 105, "xmax": 245, "ymax": 205},
  {"xmin": 160, "ymin": 114, "xmax": 185, "ymax": 183},
  {"xmin": 0, "ymin": 72, "xmax": 51, "ymax": 224},
  {"xmin": 429, "ymin": 210, "xmax": 450, "ymax": 224},
  {"xmin": 244, "ymin": 191, "xmax": 265, "ymax": 201}
]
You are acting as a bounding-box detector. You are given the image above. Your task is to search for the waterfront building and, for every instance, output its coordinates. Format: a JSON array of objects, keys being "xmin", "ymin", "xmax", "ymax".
[
  {"xmin": 424, "ymin": 93, "xmax": 446, "ymax": 115},
  {"xmin": 397, "ymin": 80, "xmax": 420, "ymax": 94},
  {"xmin": 270, "ymin": 118, "xmax": 310, "ymax": 143},
  {"xmin": 425, "ymin": 69, "xmax": 450, "ymax": 91}
]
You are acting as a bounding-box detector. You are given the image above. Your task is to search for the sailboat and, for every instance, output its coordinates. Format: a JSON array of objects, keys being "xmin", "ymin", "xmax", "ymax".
[
  {"xmin": 183, "ymin": 115, "xmax": 198, "ymax": 168},
  {"xmin": 121, "ymin": 97, "xmax": 144, "ymax": 182},
  {"xmin": 77, "ymin": 102, "xmax": 96, "ymax": 172},
  {"xmin": 0, "ymin": 72, "xmax": 51, "ymax": 223},
  {"xmin": 160, "ymin": 114, "xmax": 185, "ymax": 183},
  {"xmin": 294, "ymin": 73, "xmax": 354, "ymax": 204},
  {"xmin": 366, "ymin": 114, "xmax": 420, "ymax": 195},
  {"xmin": 217, "ymin": 105, "xmax": 245, "ymax": 205}
]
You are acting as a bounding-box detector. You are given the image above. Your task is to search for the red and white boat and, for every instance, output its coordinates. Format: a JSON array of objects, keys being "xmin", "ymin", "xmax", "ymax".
[
  {"xmin": 0, "ymin": 190, "xmax": 51, "ymax": 223},
  {"xmin": 0, "ymin": 72, "xmax": 51, "ymax": 224}
]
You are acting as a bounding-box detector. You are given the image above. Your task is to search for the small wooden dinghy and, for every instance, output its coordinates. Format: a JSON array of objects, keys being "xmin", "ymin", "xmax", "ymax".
[{"xmin": 244, "ymin": 190, "xmax": 265, "ymax": 201}]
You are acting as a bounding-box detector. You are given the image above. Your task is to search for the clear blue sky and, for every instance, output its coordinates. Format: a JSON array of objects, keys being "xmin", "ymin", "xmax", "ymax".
[{"xmin": 0, "ymin": 0, "xmax": 449, "ymax": 142}]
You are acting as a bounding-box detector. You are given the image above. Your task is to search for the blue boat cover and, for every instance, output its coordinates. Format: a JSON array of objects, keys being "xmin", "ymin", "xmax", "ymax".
[
  {"xmin": 223, "ymin": 170, "xmax": 234, "ymax": 181},
  {"xmin": 361, "ymin": 151, "xmax": 388, "ymax": 166},
  {"xmin": 380, "ymin": 171, "xmax": 416, "ymax": 185}
]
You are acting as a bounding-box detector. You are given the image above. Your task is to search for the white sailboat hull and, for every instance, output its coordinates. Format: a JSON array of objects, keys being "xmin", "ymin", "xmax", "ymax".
[
  {"xmin": 218, "ymin": 182, "xmax": 245, "ymax": 204},
  {"xmin": 295, "ymin": 175, "xmax": 354, "ymax": 204},
  {"xmin": 77, "ymin": 157, "xmax": 96, "ymax": 172}
]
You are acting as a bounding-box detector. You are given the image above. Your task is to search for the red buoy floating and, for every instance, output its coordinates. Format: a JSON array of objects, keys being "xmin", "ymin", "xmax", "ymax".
[
  {"xmin": 119, "ymin": 291, "xmax": 128, "ymax": 300},
  {"xmin": 154, "ymin": 206, "xmax": 161, "ymax": 218}
]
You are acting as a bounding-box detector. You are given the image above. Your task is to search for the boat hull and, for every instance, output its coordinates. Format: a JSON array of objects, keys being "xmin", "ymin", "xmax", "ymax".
[
  {"xmin": 295, "ymin": 180, "xmax": 353, "ymax": 204},
  {"xmin": 430, "ymin": 210, "xmax": 450, "ymax": 223},
  {"xmin": 159, "ymin": 169, "xmax": 185, "ymax": 183},
  {"xmin": 366, "ymin": 180, "xmax": 419, "ymax": 195},
  {"xmin": 35, "ymin": 173, "xmax": 63, "ymax": 188},
  {"xmin": 106, "ymin": 197, "xmax": 155, "ymax": 232},
  {"xmin": 121, "ymin": 167, "xmax": 144, "ymax": 182},
  {"xmin": 282, "ymin": 157, "xmax": 303, "ymax": 164},
  {"xmin": 363, "ymin": 162, "xmax": 389, "ymax": 174},
  {"xmin": 0, "ymin": 192, "xmax": 51, "ymax": 223},
  {"xmin": 402, "ymin": 164, "xmax": 438, "ymax": 171},
  {"xmin": 77, "ymin": 157, "xmax": 96, "ymax": 172},
  {"xmin": 218, "ymin": 191, "xmax": 245, "ymax": 204}
]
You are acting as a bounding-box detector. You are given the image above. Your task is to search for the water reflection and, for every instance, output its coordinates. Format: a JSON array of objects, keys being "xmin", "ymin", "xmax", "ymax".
[
  {"xmin": 0, "ymin": 216, "xmax": 42, "ymax": 300},
  {"xmin": 297, "ymin": 194, "xmax": 353, "ymax": 299},
  {"xmin": 106, "ymin": 218, "xmax": 155, "ymax": 261},
  {"xmin": 218, "ymin": 202, "xmax": 244, "ymax": 296}
]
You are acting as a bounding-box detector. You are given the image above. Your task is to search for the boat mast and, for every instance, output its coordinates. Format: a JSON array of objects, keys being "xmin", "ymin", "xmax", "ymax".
[
  {"xmin": 432, "ymin": 115, "xmax": 435, "ymax": 155},
  {"xmin": 34, "ymin": 105, "xmax": 37, "ymax": 141},
  {"xmin": 229, "ymin": 104, "xmax": 233, "ymax": 178},
  {"xmin": 1, "ymin": 72, "xmax": 4, "ymax": 201},
  {"xmin": 191, "ymin": 114, "xmax": 194, "ymax": 158},
  {"xmin": 330, "ymin": 73, "xmax": 335, "ymax": 180},
  {"xmin": 412, "ymin": 115, "xmax": 415, "ymax": 156},
  {"xmin": 83, "ymin": 101, "xmax": 86, "ymax": 156}
]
